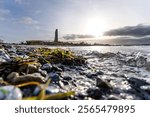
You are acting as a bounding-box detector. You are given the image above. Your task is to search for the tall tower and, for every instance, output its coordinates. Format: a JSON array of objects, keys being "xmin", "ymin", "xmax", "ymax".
[{"xmin": 54, "ymin": 29, "xmax": 58, "ymax": 42}]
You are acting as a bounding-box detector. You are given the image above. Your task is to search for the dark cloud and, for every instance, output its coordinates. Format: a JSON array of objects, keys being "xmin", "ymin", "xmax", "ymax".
[
  {"xmin": 104, "ymin": 24, "xmax": 150, "ymax": 37},
  {"xmin": 63, "ymin": 34, "xmax": 95, "ymax": 40}
]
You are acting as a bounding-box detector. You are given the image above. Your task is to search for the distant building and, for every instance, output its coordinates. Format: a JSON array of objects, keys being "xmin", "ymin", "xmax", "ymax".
[{"xmin": 54, "ymin": 29, "xmax": 58, "ymax": 42}]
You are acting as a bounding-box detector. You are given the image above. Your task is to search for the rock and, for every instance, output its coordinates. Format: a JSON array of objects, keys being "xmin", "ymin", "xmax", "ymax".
[
  {"xmin": 41, "ymin": 63, "xmax": 52, "ymax": 72},
  {"xmin": 140, "ymin": 85, "xmax": 150, "ymax": 93},
  {"xmin": 87, "ymin": 88, "xmax": 102, "ymax": 99},
  {"xmin": 86, "ymin": 73, "xmax": 97, "ymax": 78},
  {"xmin": 107, "ymin": 95, "xmax": 121, "ymax": 100},
  {"xmin": 127, "ymin": 77, "xmax": 150, "ymax": 87},
  {"xmin": 51, "ymin": 65, "xmax": 63, "ymax": 72},
  {"xmin": 95, "ymin": 70, "xmax": 104, "ymax": 75},
  {"xmin": 7, "ymin": 72, "xmax": 19, "ymax": 81},
  {"xmin": 0, "ymin": 49, "xmax": 10, "ymax": 62},
  {"xmin": 96, "ymin": 78, "xmax": 112, "ymax": 89},
  {"xmin": 48, "ymin": 72, "xmax": 60, "ymax": 82},
  {"xmin": 60, "ymin": 80, "xmax": 69, "ymax": 86},
  {"xmin": 38, "ymin": 69, "xmax": 48, "ymax": 77},
  {"xmin": 33, "ymin": 84, "xmax": 60, "ymax": 96},
  {"xmin": 0, "ymin": 86, "xmax": 22, "ymax": 100},
  {"xmin": 63, "ymin": 76, "xmax": 72, "ymax": 81},
  {"xmin": 7, "ymin": 72, "xmax": 46, "ymax": 85},
  {"xmin": 27, "ymin": 64, "xmax": 39, "ymax": 74},
  {"xmin": 19, "ymin": 64, "xmax": 39, "ymax": 74}
]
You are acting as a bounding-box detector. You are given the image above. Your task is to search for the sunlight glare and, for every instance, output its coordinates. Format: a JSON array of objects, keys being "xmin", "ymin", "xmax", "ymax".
[{"xmin": 85, "ymin": 18, "xmax": 107, "ymax": 37}]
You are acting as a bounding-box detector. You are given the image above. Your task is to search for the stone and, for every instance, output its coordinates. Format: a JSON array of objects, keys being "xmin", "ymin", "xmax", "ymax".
[
  {"xmin": 0, "ymin": 86, "xmax": 22, "ymax": 100},
  {"xmin": 0, "ymin": 49, "xmax": 10, "ymax": 62},
  {"xmin": 87, "ymin": 88, "xmax": 102, "ymax": 99},
  {"xmin": 33, "ymin": 84, "xmax": 60, "ymax": 96},
  {"xmin": 7, "ymin": 72, "xmax": 19, "ymax": 82},
  {"xmin": 52, "ymin": 66, "xmax": 63, "ymax": 72},
  {"xmin": 107, "ymin": 95, "xmax": 121, "ymax": 100},
  {"xmin": 27, "ymin": 64, "xmax": 39, "ymax": 74},
  {"xmin": 96, "ymin": 78, "xmax": 112, "ymax": 89},
  {"xmin": 7, "ymin": 72, "xmax": 46, "ymax": 85},
  {"xmin": 63, "ymin": 76, "xmax": 72, "ymax": 81},
  {"xmin": 41, "ymin": 63, "xmax": 52, "ymax": 72},
  {"xmin": 140, "ymin": 85, "xmax": 150, "ymax": 93},
  {"xmin": 86, "ymin": 73, "xmax": 97, "ymax": 78},
  {"xmin": 48, "ymin": 72, "xmax": 60, "ymax": 82}
]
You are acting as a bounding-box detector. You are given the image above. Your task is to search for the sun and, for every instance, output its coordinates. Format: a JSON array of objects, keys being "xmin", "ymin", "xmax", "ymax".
[{"xmin": 85, "ymin": 18, "xmax": 107, "ymax": 37}]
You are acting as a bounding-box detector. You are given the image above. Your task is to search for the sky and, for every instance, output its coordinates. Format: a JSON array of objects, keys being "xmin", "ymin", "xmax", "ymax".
[{"xmin": 0, "ymin": 0, "xmax": 150, "ymax": 43}]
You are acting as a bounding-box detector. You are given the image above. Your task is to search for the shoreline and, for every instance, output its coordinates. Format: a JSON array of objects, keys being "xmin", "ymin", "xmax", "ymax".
[{"xmin": 0, "ymin": 44, "xmax": 150, "ymax": 100}]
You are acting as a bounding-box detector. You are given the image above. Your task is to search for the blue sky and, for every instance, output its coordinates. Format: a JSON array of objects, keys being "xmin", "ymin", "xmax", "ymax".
[{"xmin": 0, "ymin": 0, "xmax": 150, "ymax": 42}]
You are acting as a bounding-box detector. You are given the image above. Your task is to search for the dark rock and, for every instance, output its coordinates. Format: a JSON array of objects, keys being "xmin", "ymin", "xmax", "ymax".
[
  {"xmin": 96, "ymin": 78, "xmax": 112, "ymax": 89},
  {"xmin": 87, "ymin": 87, "xmax": 102, "ymax": 99},
  {"xmin": 95, "ymin": 70, "xmax": 104, "ymax": 75},
  {"xmin": 41, "ymin": 63, "xmax": 52, "ymax": 72},
  {"xmin": 107, "ymin": 95, "xmax": 121, "ymax": 100},
  {"xmin": 52, "ymin": 66, "xmax": 63, "ymax": 72},
  {"xmin": 86, "ymin": 73, "xmax": 97, "ymax": 78},
  {"xmin": 60, "ymin": 80, "xmax": 69, "ymax": 86},
  {"xmin": 63, "ymin": 76, "xmax": 72, "ymax": 81},
  {"xmin": 48, "ymin": 72, "xmax": 60, "ymax": 82},
  {"xmin": 7, "ymin": 72, "xmax": 46, "ymax": 85}
]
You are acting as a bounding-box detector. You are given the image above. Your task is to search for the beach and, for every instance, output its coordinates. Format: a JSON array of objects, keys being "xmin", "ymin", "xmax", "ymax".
[{"xmin": 0, "ymin": 44, "xmax": 150, "ymax": 100}]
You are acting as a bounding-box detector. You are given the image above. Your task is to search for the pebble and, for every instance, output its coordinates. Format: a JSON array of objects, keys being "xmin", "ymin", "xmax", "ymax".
[
  {"xmin": 41, "ymin": 63, "xmax": 53, "ymax": 72},
  {"xmin": 86, "ymin": 73, "xmax": 97, "ymax": 78},
  {"xmin": 33, "ymin": 84, "xmax": 60, "ymax": 96},
  {"xmin": 87, "ymin": 87, "xmax": 102, "ymax": 99},
  {"xmin": 63, "ymin": 76, "xmax": 72, "ymax": 81},
  {"xmin": 0, "ymin": 86, "xmax": 22, "ymax": 100},
  {"xmin": 96, "ymin": 78, "xmax": 112, "ymax": 89},
  {"xmin": 7, "ymin": 72, "xmax": 46, "ymax": 84},
  {"xmin": 48, "ymin": 72, "xmax": 60, "ymax": 82}
]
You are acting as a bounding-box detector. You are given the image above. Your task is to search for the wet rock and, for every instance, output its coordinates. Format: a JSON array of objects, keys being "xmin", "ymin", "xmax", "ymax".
[
  {"xmin": 86, "ymin": 73, "xmax": 97, "ymax": 78},
  {"xmin": 60, "ymin": 80, "xmax": 69, "ymax": 86},
  {"xmin": 27, "ymin": 64, "xmax": 39, "ymax": 74},
  {"xmin": 41, "ymin": 63, "xmax": 52, "ymax": 72},
  {"xmin": 96, "ymin": 78, "xmax": 112, "ymax": 89},
  {"xmin": 0, "ymin": 86, "xmax": 22, "ymax": 100},
  {"xmin": 38, "ymin": 69, "xmax": 48, "ymax": 77},
  {"xmin": 7, "ymin": 72, "xmax": 19, "ymax": 80},
  {"xmin": 107, "ymin": 95, "xmax": 121, "ymax": 100},
  {"xmin": 63, "ymin": 76, "xmax": 72, "ymax": 81},
  {"xmin": 0, "ymin": 49, "xmax": 10, "ymax": 62},
  {"xmin": 33, "ymin": 84, "xmax": 60, "ymax": 96},
  {"xmin": 7, "ymin": 72, "xmax": 46, "ymax": 85},
  {"xmin": 87, "ymin": 88, "xmax": 102, "ymax": 99},
  {"xmin": 140, "ymin": 85, "xmax": 150, "ymax": 93},
  {"xmin": 95, "ymin": 70, "xmax": 104, "ymax": 76},
  {"xmin": 19, "ymin": 64, "xmax": 40, "ymax": 74},
  {"xmin": 127, "ymin": 77, "xmax": 150, "ymax": 87},
  {"xmin": 48, "ymin": 72, "xmax": 60, "ymax": 82},
  {"xmin": 52, "ymin": 65, "xmax": 63, "ymax": 72}
]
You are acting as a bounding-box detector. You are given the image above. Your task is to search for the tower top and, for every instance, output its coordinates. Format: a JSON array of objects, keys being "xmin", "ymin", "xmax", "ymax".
[{"xmin": 54, "ymin": 29, "xmax": 58, "ymax": 42}]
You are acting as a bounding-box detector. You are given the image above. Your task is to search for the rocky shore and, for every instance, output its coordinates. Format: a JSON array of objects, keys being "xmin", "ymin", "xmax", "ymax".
[{"xmin": 0, "ymin": 44, "xmax": 150, "ymax": 100}]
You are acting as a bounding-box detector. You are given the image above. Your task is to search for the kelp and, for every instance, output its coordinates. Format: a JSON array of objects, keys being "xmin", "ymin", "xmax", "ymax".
[
  {"xmin": 20, "ymin": 79, "xmax": 75, "ymax": 100},
  {"xmin": 23, "ymin": 91, "xmax": 75, "ymax": 100},
  {"xmin": 0, "ymin": 47, "xmax": 81, "ymax": 100},
  {"xmin": 30, "ymin": 48, "xmax": 86, "ymax": 65}
]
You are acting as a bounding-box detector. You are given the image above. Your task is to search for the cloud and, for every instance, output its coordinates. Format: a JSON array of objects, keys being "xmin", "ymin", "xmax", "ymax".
[
  {"xmin": 19, "ymin": 17, "xmax": 39, "ymax": 25},
  {"xmin": 0, "ymin": 9, "xmax": 10, "ymax": 21},
  {"xmin": 104, "ymin": 24, "xmax": 150, "ymax": 37},
  {"xmin": 14, "ymin": 0, "xmax": 23, "ymax": 4},
  {"xmin": 63, "ymin": 34, "xmax": 95, "ymax": 40}
]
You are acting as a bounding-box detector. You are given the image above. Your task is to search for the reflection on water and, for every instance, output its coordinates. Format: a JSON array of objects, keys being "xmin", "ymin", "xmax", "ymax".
[
  {"xmin": 25, "ymin": 45, "xmax": 150, "ymax": 54},
  {"xmin": 50, "ymin": 46, "xmax": 150, "ymax": 54}
]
